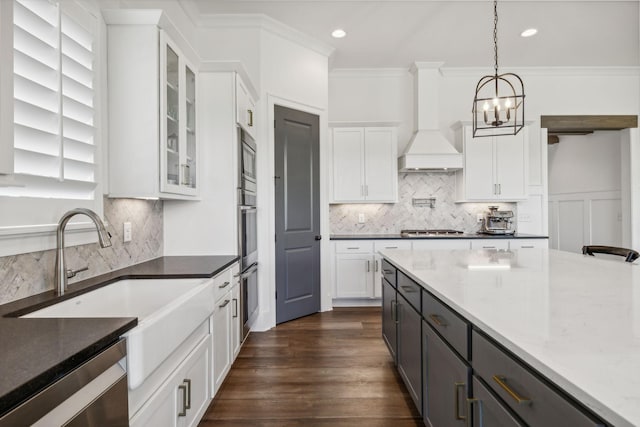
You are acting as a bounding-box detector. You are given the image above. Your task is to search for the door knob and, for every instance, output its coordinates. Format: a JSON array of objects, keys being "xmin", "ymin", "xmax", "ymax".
[{"xmin": 315, "ymin": 235, "xmax": 322, "ymax": 240}]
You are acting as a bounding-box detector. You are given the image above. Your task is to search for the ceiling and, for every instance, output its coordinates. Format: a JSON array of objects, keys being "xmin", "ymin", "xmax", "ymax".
[{"xmin": 179, "ymin": 0, "xmax": 640, "ymax": 69}]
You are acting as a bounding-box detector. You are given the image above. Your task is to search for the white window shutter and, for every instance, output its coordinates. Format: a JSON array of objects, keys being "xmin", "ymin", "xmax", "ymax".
[{"xmin": 3, "ymin": 0, "xmax": 97, "ymax": 198}]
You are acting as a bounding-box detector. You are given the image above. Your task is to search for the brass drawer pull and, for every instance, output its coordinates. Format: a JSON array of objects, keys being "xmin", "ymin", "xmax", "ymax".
[
  {"xmin": 383, "ymin": 269, "xmax": 393, "ymax": 274},
  {"xmin": 219, "ymin": 299, "xmax": 231, "ymax": 308},
  {"xmin": 492, "ymin": 375, "xmax": 531, "ymax": 405},
  {"xmin": 219, "ymin": 281, "xmax": 230, "ymax": 289},
  {"xmin": 429, "ymin": 314, "xmax": 448, "ymax": 327},
  {"xmin": 454, "ymin": 382, "xmax": 467, "ymax": 420}
]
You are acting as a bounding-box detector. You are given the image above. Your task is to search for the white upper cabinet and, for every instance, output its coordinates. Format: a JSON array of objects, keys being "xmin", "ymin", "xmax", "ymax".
[
  {"xmin": 160, "ymin": 33, "xmax": 198, "ymax": 196},
  {"xmin": 456, "ymin": 125, "xmax": 528, "ymax": 202},
  {"xmin": 236, "ymin": 75, "xmax": 256, "ymax": 139},
  {"xmin": 106, "ymin": 12, "xmax": 198, "ymax": 199},
  {"xmin": 331, "ymin": 127, "xmax": 398, "ymax": 203}
]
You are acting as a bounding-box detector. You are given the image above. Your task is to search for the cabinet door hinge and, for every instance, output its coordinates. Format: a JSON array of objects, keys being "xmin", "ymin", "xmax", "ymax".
[
  {"xmin": 274, "ymin": 120, "xmax": 276, "ymax": 128},
  {"xmin": 275, "ymin": 291, "xmax": 278, "ymax": 300}
]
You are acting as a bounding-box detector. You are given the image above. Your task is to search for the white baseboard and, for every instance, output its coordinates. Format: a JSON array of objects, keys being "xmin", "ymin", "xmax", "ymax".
[{"xmin": 332, "ymin": 298, "xmax": 382, "ymax": 307}]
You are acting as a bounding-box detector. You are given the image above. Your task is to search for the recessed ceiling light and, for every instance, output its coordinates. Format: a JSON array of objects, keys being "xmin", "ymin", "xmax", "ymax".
[
  {"xmin": 521, "ymin": 28, "xmax": 538, "ymax": 38},
  {"xmin": 331, "ymin": 29, "xmax": 346, "ymax": 39}
]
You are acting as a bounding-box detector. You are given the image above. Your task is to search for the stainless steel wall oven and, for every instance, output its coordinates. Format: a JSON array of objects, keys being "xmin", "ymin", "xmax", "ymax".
[{"xmin": 238, "ymin": 129, "xmax": 258, "ymax": 341}]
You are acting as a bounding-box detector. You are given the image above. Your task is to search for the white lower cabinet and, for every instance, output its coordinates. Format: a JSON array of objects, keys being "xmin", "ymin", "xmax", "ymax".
[
  {"xmin": 411, "ymin": 240, "xmax": 472, "ymax": 250},
  {"xmin": 335, "ymin": 254, "xmax": 374, "ymax": 298},
  {"xmin": 470, "ymin": 239, "xmax": 510, "ymax": 250},
  {"xmin": 231, "ymin": 277, "xmax": 241, "ymax": 360},
  {"xmin": 130, "ymin": 335, "xmax": 211, "ymax": 427},
  {"xmin": 333, "ymin": 238, "xmax": 547, "ymax": 303},
  {"xmin": 212, "ymin": 290, "xmax": 232, "ymax": 395},
  {"xmin": 129, "ymin": 262, "xmax": 243, "ymax": 427},
  {"xmin": 333, "ymin": 240, "xmax": 411, "ymax": 301},
  {"xmin": 509, "ymin": 238, "xmax": 548, "ymax": 249}
]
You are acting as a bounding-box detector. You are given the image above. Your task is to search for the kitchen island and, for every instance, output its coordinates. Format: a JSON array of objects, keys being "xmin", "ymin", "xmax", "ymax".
[{"xmin": 379, "ymin": 247, "xmax": 640, "ymax": 427}]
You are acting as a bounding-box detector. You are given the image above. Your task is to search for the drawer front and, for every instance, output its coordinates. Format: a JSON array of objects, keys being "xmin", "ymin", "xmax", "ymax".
[
  {"xmin": 472, "ymin": 331, "xmax": 605, "ymax": 427},
  {"xmin": 509, "ymin": 239, "xmax": 548, "ymax": 249},
  {"xmin": 470, "ymin": 239, "xmax": 510, "ymax": 250},
  {"xmin": 213, "ymin": 267, "xmax": 233, "ymax": 303},
  {"xmin": 422, "ymin": 291, "xmax": 469, "ymax": 360},
  {"xmin": 397, "ymin": 271, "xmax": 421, "ymax": 312},
  {"xmin": 381, "ymin": 259, "xmax": 397, "ymax": 288},
  {"xmin": 335, "ymin": 241, "xmax": 374, "ymax": 254},
  {"xmin": 374, "ymin": 240, "xmax": 412, "ymax": 251},
  {"xmin": 471, "ymin": 376, "xmax": 525, "ymax": 427}
]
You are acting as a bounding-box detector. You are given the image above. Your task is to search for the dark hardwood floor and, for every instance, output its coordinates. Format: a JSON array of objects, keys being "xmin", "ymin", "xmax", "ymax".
[{"xmin": 199, "ymin": 307, "xmax": 422, "ymax": 426}]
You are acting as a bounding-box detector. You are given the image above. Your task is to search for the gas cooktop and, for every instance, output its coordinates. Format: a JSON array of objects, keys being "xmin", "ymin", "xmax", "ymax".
[{"xmin": 400, "ymin": 229, "xmax": 464, "ymax": 237}]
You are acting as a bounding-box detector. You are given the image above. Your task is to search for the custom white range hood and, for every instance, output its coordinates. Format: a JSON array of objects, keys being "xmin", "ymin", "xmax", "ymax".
[{"xmin": 398, "ymin": 62, "xmax": 463, "ymax": 172}]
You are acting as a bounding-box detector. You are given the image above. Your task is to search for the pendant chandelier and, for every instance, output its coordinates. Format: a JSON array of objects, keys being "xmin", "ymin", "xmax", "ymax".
[{"xmin": 472, "ymin": 0, "xmax": 525, "ymax": 138}]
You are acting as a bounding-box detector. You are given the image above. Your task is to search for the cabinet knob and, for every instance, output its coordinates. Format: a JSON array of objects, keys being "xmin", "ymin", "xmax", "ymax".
[{"xmin": 315, "ymin": 235, "xmax": 322, "ymax": 241}]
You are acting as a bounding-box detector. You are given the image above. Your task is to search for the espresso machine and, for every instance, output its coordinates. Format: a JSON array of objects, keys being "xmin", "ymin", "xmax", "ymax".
[{"xmin": 480, "ymin": 206, "xmax": 515, "ymax": 235}]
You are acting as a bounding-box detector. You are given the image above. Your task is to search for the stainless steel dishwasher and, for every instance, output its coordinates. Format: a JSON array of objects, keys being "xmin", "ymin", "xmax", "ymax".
[{"xmin": 0, "ymin": 339, "xmax": 129, "ymax": 426}]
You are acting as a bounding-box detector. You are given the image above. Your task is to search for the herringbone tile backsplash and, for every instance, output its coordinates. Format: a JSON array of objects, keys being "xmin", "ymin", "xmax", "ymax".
[
  {"xmin": 0, "ymin": 197, "xmax": 163, "ymax": 305},
  {"xmin": 330, "ymin": 173, "xmax": 516, "ymax": 234}
]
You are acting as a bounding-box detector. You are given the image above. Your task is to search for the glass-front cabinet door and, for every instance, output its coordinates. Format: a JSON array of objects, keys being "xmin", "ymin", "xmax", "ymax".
[
  {"xmin": 185, "ymin": 65, "xmax": 196, "ymax": 190},
  {"xmin": 160, "ymin": 31, "xmax": 197, "ymax": 196}
]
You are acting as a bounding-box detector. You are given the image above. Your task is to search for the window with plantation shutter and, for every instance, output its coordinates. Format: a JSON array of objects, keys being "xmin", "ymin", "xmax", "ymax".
[
  {"xmin": 0, "ymin": 0, "xmax": 103, "ymax": 256},
  {"xmin": 8, "ymin": 0, "xmax": 96, "ymax": 197}
]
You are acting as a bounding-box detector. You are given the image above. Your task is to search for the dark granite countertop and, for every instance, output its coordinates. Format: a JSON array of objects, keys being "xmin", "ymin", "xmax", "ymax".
[
  {"xmin": 330, "ymin": 233, "xmax": 548, "ymax": 240},
  {"xmin": 0, "ymin": 255, "xmax": 238, "ymax": 417}
]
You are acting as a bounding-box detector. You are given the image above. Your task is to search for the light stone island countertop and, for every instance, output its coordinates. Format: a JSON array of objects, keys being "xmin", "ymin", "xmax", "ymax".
[{"xmin": 378, "ymin": 247, "xmax": 640, "ymax": 427}]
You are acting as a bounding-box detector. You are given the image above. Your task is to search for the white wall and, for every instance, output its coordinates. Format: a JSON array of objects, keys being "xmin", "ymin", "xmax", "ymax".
[
  {"xmin": 328, "ymin": 69, "xmax": 413, "ymax": 149},
  {"xmin": 196, "ymin": 27, "xmax": 262, "ymax": 93},
  {"xmin": 549, "ymin": 132, "xmax": 621, "ymax": 194}
]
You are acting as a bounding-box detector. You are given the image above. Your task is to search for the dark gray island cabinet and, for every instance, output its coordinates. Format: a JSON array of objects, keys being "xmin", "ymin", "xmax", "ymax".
[{"xmin": 380, "ymin": 257, "xmax": 607, "ymax": 427}]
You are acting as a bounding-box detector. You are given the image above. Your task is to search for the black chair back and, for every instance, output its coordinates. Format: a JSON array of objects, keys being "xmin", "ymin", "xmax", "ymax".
[{"xmin": 582, "ymin": 245, "xmax": 640, "ymax": 263}]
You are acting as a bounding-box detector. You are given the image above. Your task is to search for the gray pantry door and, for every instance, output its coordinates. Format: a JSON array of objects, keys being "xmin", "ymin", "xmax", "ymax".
[{"xmin": 274, "ymin": 105, "xmax": 321, "ymax": 324}]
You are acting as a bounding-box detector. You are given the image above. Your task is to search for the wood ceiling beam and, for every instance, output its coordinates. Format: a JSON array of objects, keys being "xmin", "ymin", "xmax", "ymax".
[{"xmin": 541, "ymin": 115, "xmax": 638, "ymax": 133}]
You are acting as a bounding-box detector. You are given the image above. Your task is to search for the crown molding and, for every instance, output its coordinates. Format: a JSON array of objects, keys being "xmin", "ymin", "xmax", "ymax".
[
  {"xmin": 196, "ymin": 13, "xmax": 335, "ymax": 58},
  {"xmin": 329, "ymin": 68, "xmax": 409, "ymax": 78},
  {"xmin": 102, "ymin": 9, "xmax": 199, "ymax": 66},
  {"xmin": 441, "ymin": 66, "xmax": 640, "ymax": 77},
  {"xmin": 101, "ymin": 9, "xmax": 164, "ymax": 25}
]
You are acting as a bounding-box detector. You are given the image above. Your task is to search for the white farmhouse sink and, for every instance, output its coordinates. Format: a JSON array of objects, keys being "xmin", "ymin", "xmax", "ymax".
[{"xmin": 23, "ymin": 278, "xmax": 215, "ymax": 389}]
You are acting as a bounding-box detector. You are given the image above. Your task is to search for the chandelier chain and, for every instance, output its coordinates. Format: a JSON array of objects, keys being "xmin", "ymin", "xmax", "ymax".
[{"xmin": 493, "ymin": 0, "xmax": 498, "ymax": 75}]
